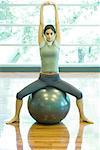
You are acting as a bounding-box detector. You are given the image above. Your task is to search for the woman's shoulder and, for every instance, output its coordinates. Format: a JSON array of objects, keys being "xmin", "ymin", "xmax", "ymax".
[
  {"xmin": 39, "ymin": 37, "xmax": 46, "ymax": 49},
  {"xmin": 54, "ymin": 39, "xmax": 60, "ymax": 48}
]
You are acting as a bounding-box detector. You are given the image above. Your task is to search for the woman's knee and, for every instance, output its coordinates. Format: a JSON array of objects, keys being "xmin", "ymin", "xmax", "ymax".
[
  {"xmin": 16, "ymin": 92, "xmax": 23, "ymax": 100},
  {"xmin": 77, "ymin": 91, "xmax": 83, "ymax": 99}
]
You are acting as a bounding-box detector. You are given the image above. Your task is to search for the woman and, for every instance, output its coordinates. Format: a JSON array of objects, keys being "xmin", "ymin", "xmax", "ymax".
[{"xmin": 6, "ymin": 1, "xmax": 93, "ymax": 124}]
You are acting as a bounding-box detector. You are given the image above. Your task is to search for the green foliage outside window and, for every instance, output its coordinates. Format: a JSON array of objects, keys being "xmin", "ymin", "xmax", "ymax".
[{"xmin": 0, "ymin": 0, "xmax": 100, "ymax": 65}]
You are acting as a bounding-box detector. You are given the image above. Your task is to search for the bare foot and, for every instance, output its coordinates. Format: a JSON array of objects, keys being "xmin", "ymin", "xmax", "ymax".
[
  {"xmin": 80, "ymin": 117, "xmax": 94, "ymax": 124},
  {"xmin": 6, "ymin": 117, "xmax": 19, "ymax": 124}
]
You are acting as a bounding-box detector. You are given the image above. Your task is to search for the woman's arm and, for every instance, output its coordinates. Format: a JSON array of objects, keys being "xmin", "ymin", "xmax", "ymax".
[
  {"xmin": 38, "ymin": 2, "xmax": 50, "ymax": 45},
  {"xmin": 38, "ymin": 4, "xmax": 44, "ymax": 46},
  {"xmin": 53, "ymin": 3, "xmax": 61, "ymax": 43},
  {"xmin": 38, "ymin": 2, "xmax": 61, "ymax": 45}
]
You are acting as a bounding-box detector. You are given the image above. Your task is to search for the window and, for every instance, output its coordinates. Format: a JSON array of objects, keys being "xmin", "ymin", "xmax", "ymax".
[{"xmin": 0, "ymin": 0, "xmax": 100, "ymax": 66}]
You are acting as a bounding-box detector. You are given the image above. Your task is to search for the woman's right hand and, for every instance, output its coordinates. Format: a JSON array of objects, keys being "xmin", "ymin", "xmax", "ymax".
[{"xmin": 42, "ymin": 1, "xmax": 51, "ymax": 6}]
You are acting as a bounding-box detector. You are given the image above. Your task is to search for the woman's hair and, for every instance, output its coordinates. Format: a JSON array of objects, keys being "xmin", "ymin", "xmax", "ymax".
[{"xmin": 43, "ymin": 25, "xmax": 56, "ymax": 34}]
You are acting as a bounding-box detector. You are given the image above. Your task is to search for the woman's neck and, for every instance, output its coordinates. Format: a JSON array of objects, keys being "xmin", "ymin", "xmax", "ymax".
[{"xmin": 46, "ymin": 40, "xmax": 53, "ymax": 46}]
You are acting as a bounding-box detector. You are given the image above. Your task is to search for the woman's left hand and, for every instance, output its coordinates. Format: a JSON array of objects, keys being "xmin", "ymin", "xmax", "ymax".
[{"xmin": 49, "ymin": 1, "xmax": 56, "ymax": 6}]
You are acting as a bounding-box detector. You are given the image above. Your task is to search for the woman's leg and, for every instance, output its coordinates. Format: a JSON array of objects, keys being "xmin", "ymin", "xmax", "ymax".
[
  {"xmin": 6, "ymin": 99, "xmax": 23, "ymax": 124},
  {"xmin": 6, "ymin": 79, "xmax": 47, "ymax": 124},
  {"xmin": 50, "ymin": 79, "xmax": 82, "ymax": 99},
  {"xmin": 51, "ymin": 79, "xmax": 93, "ymax": 124},
  {"xmin": 16, "ymin": 79, "xmax": 47, "ymax": 100}
]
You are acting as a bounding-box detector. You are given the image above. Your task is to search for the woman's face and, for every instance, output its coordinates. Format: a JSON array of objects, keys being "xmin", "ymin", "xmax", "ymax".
[{"xmin": 44, "ymin": 29, "xmax": 56, "ymax": 42}]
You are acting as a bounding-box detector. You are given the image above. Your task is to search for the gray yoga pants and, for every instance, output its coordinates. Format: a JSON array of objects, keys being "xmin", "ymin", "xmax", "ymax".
[{"xmin": 16, "ymin": 73, "xmax": 82, "ymax": 100}]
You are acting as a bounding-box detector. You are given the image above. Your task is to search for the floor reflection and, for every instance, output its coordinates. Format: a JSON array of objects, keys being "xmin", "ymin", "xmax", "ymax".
[
  {"xmin": 28, "ymin": 123, "xmax": 69, "ymax": 150},
  {"xmin": 75, "ymin": 123, "xmax": 90, "ymax": 150},
  {"xmin": 10, "ymin": 122, "xmax": 89, "ymax": 150},
  {"xmin": 11, "ymin": 124, "xmax": 23, "ymax": 150},
  {"xmin": 1, "ymin": 72, "xmax": 99, "ymax": 150}
]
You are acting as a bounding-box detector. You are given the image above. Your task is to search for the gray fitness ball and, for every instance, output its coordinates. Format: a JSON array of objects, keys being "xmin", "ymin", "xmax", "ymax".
[{"xmin": 28, "ymin": 87, "xmax": 70, "ymax": 124}]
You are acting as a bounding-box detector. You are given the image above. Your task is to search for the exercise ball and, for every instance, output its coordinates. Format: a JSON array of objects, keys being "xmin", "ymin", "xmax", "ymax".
[{"xmin": 28, "ymin": 87, "xmax": 70, "ymax": 124}]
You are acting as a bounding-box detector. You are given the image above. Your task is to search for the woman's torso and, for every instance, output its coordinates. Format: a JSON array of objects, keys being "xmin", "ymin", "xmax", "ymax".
[{"xmin": 39, "ymin": 40, "xmax": 60, "ymax": 75}]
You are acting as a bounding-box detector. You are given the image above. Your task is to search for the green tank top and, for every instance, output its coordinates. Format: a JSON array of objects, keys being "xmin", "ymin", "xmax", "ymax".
[{"xmin": 40, "ymin": 39, "xmax": 60, "ymax": 73}]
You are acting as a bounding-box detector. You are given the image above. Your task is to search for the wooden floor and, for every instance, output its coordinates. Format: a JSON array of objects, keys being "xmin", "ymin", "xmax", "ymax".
[{"xmin": 0, "ymin": 72, "xmax": 100, "ymax": 150}]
